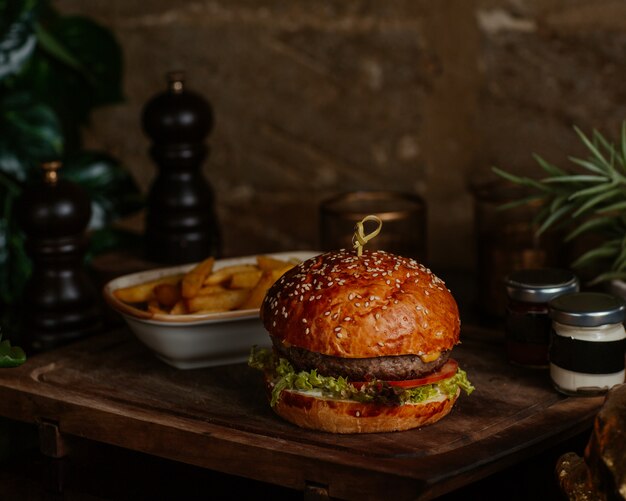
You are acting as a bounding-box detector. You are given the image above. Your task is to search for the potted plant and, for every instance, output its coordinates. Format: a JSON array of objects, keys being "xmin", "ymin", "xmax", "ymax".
[
  {"xmin": 0, "ymin": 0, "xmax": 143, "ymax": 348},
  {"xmin": 493, "ymin": 123, "xmax": 626, "ymax": 286}
]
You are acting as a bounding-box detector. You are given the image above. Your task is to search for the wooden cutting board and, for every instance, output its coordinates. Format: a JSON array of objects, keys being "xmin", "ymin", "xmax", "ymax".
[{"xmin": 0, "ymin": 326, "xmax": 603, "ymax": 500}]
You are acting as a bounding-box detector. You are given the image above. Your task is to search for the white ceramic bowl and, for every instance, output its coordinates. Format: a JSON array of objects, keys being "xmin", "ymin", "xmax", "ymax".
[{"xmin": 103, "ymin": 251, "xmax": 319, "ymax": 369}]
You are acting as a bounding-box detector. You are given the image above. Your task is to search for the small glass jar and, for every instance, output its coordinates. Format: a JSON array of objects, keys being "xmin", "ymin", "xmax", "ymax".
[
  {"xmin": 504, "ymin": 269, "xmax": 579, "ymax": 367},
  {"xmin": 549, "ymin": 292, "xmax": 626, "ymax": 396}
]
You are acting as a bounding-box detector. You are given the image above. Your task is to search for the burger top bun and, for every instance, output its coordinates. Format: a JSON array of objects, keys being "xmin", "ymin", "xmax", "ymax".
[{"xmin": 261, "ymin": 249, "xmax": 460, "ymax": 359}]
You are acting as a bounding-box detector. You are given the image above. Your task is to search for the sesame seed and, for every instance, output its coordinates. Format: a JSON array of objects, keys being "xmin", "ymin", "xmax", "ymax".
[
  {"xmin": 333, "ymin": 313, "xmax": 339, "ymax": 320},
  {"xmin": 348, "ymin": 293, "xmax": 355, "ymax": 300},
  {"xmin": 375, "ymin": 313, "xmax": 380, "ymax": 319},
  {"xmin": 355, "ymin": 302, "xmax": 361, "ymax": 307},
  {"xmin": 369, "ymin": 296, "xmax": 375, "ymax": 301},
  {"xmin": 305, "ymin": 328, "xmax": 310, "ymax": 334},
  {"xmin": 377, "ymin": 341, "xmax": 385, "ymax": 346},
  {"xmin": 344, "ymin": 317, "xmax": 351, "ymax": 321},
  {"xmin": 336, "ymin": 332, "xmax": 343, "ymax": 338},
  {"xmin": 334, "ymin": 327, "xmax": 342, "ymax": 332},
  {"xmin": 365, "ymin": 301, "xmax": 369, "ymax": 307},
  {"xmin": 324, "ymin": 311, "xmax": 331, "ymax": 316},
  {"xmin": 302, "ymin": 318, "xmax": 307, "ymax": 324},
  {"xmin": 356, "ymin": 411, "xmax": 361, "ymax": 417}
]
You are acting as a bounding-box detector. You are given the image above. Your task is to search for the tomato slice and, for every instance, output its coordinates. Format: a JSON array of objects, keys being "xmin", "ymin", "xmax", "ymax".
[{"xmin": 351, "ymin": 359, "xmax": 459, "ymax": 389}]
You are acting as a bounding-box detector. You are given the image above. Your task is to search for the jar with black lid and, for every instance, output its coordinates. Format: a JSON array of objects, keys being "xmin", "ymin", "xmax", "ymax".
[
  {"xmin": 549, "ymin": 292, "xmax": 626, "ymax": 396},
  {"xmin": 504, "ymin": 268, "xmax": 579, "ymax": 367}
]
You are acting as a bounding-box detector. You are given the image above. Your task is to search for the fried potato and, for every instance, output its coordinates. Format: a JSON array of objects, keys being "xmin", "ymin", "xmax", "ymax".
[
  {"xmin": 153, "ymin": 283, "xmax": 181, "ymax": 308},
  {"xmin": 113, "ymin": 254, "xmax": 302, "ymax": 316},
  {"xmin": 229, "ymin": 269, "xmax": 263, "ymax": 289},
  {"xmin": 239, "ymin": 271, "xmax": 275, "ymax": 309},
  {"xmin": 170, "ymin": 300, "xmax": 187, "ymax": 315},
  {"xmin": 256, "ymin": 255, "xmax": 294, "ymax": 272},
  {"xmin": 186, "ymin": 289, "xmax": 250, "ymax": 313},
  {"xmin": 197, "ymin": 284, "xmax": 227, "ymax": 296},
  {"xmin": 113, "ymin": 274, "xmax": 183, "ymax": 303},
  {"xmin": 203, "ymin": 264, "xmax": 258, "ymax": 286},
  {"xmin": 147, "ymin": 299, "xmax": 167, "ymax": 314},
  {"xmin": 182, "ymin": 257, "xmax": 215, "ymax": 298}
]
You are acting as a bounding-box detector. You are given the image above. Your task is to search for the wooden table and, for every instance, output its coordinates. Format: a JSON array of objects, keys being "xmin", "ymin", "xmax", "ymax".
[{"xmin": 0, "ymin": 326, "xmax": 603, "ymax": 500}]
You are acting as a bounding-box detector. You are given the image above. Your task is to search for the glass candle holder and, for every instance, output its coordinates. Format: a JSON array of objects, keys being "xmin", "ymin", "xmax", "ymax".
[
  {"xmin": 471, "ymin": 179, "xmax": 563, "ymax": 318},
  {"xmin": 319, "ymin": 191, "xmax": 427, "ymax": 262}
]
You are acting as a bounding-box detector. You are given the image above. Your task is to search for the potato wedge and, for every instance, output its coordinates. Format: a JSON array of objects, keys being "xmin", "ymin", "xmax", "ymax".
[
  {"xmin": 239, "ymin": 271, "xmax": 275, "ymax": 309},
  {"xmin": 203, "ymin": 264, "xmax": 258, "ymax": 286},
  {"xmin": 186, "ymin": 289, "xmax": 250, "ymax": 313},
  {"xmin": 182, "ymin": 257, "xmax": 215, "ymax": 298},
  {"xmin": 256, "ymin": 255, "xmax": 294, "ymax": 272},
  {"xmin": 113, "ymin": 274, "xmax": 183, "ymax": 303},
  {"xmin": 170, "ymin": 300, "xmax": 187, "ymax": 315},
  {"xmin": 230, "ymin": 269, "xmax": 263, "ymax": 289},
  {"xmin": 270, "ymin": 265, "xmax": 293, "ymax": 282},
  {"xmin": 147, "ymin": 299, "xmax": 167, "ymax": 314},
  {"xmin": 153, "ymin": 283, "xmax": 181, "ymax": 308},
  {"xmin": 197, "ymin": 284, "xmax": 227, "ymax": 296}
]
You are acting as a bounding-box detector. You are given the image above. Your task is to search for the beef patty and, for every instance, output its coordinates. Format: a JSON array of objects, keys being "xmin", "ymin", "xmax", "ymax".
[{"xmin": 272, "ymin": 339, "xmax": 450, "ymax": 381}]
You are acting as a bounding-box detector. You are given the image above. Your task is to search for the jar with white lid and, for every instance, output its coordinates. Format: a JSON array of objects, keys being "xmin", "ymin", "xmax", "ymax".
[{"xmin": 549, "ymin": 292, "xmax": 626, "ymax": 396}]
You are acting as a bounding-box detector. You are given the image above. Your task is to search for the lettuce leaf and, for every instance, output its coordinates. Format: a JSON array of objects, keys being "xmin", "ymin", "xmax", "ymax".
[{"xmin": 249, "ymin": 347, "xmax": 474, "ymax": 407}]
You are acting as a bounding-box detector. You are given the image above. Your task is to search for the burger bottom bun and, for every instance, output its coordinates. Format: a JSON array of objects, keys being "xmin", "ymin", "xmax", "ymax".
[{"xmin": 270, "ymin": 385, "xmax": 460, "ymax": 434}]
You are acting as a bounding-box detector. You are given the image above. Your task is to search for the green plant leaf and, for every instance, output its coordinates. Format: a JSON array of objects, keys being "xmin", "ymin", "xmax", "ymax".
[
  {"xmin": 574, "ymin": 126, "xmax": 612, "ymax": 173},
  {"xmin": 621, "ymin": 122, "xmax": 626, "ymax": 172},
  {"xmin": 62, "ymin": 151, "xmax": 143, "ymax": 230},
  {"xmin": 565, "ymin": 216, "xmax": 616, "ymax": 241},
  {"xmin": 496, "ymin": 194, "xmax": 543, "ymax": 211},
  {"xmin": 572, "ymin": 187, "xmax": 622, "ymax": 217},
  {"xmin": 34, "ymin": 21, "xmax": 85, "ymax": 75},
  {"xmin": 533, "ymin": 154, "xmax": 567, "ymax": 176},
  {"xmin": 542, "ymin": 174, "xmax": 608, "ymax": 183},
  {"xmin": 571, "ymin": 240, "xmax": 621, "ymax": 269},
  {"xmin": 491, "ymin": 167, "xmax": 551, "ymax": 192},
  {"xmin": 536, "ymin": 203, "xmax": 574, "ymax": 235},
  {"xmin": 568, "ymin": 181, "xmax": 617, "ymax": 201},
  {"xmin": 86, "ymin": 227, "xmax": 143, "ymax": 261},
  {"xmin": 537, "ymin": 204, "xmax": 572, "ymax": 235},
  {"xmin": 596, "ymin": 200, "xmax": 626, "ymax": 214},
  {"xmin": 588, "ymin": 270, "xmax": 626, "ymax": 285},
  {"xmin": 0, "ymin": 93, "xmax": 64, "ymax": 179},
  {"xmin": 0, "ymin": 337, "xmax": 26, "ymax": 368},
  {"xmin": 0, "ymin": 3, "xmax": 37, "ymax": 81},
  {"xmin": 46, "ymin": 15, "xmax": 124, "ymax": 106},
  {"xmin": 569, "ymin": 156, "xmax": 611, "ymax": 175}
]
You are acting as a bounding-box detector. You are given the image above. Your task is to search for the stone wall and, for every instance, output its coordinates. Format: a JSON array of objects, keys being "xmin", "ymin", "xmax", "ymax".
[{"xmin": 57, "ymin": 0, "xmax": 626, "ymax": 270}]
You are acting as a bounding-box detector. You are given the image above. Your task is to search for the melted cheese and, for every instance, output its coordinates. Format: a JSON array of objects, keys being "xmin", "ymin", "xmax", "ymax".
[{"xmin": 419, "ymin": 351, "xmax": 441, "ymax": 363}]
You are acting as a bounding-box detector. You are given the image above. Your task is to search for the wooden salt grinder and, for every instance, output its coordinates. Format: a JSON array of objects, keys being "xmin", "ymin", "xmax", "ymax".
[
  {"xmin": 142, "ymin": 71, "xmax": 221, "ymax": 264},
  {"xmin": 16, "ymin": 161, "xmax": 102, "ymax": 353}
]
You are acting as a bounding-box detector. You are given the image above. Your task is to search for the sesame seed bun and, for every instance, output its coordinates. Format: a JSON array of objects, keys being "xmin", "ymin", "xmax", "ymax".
[{"xmin": 261, "ymin": 249, "xmax": 460, "ymax": 359}]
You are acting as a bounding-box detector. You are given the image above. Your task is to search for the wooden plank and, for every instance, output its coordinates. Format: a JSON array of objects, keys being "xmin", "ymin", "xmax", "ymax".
[{"xmin": 0, "ymin": 327, "xmax": 603, "ymax": 500}]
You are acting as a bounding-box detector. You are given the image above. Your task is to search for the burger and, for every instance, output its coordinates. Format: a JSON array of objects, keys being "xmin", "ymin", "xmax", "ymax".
[{"xmin": 248, "ymin": 249, "xmax": 473, "ymax": 433}]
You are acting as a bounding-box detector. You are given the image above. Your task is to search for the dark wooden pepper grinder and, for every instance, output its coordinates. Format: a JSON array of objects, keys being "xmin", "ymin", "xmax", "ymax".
[
  {"xmin": 142, "ymin": 71, "xmax": 221, "ymax": 264},
  {"xmin": 16, "ymin": 161, "xmax": 102, "ymax": 353}
]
